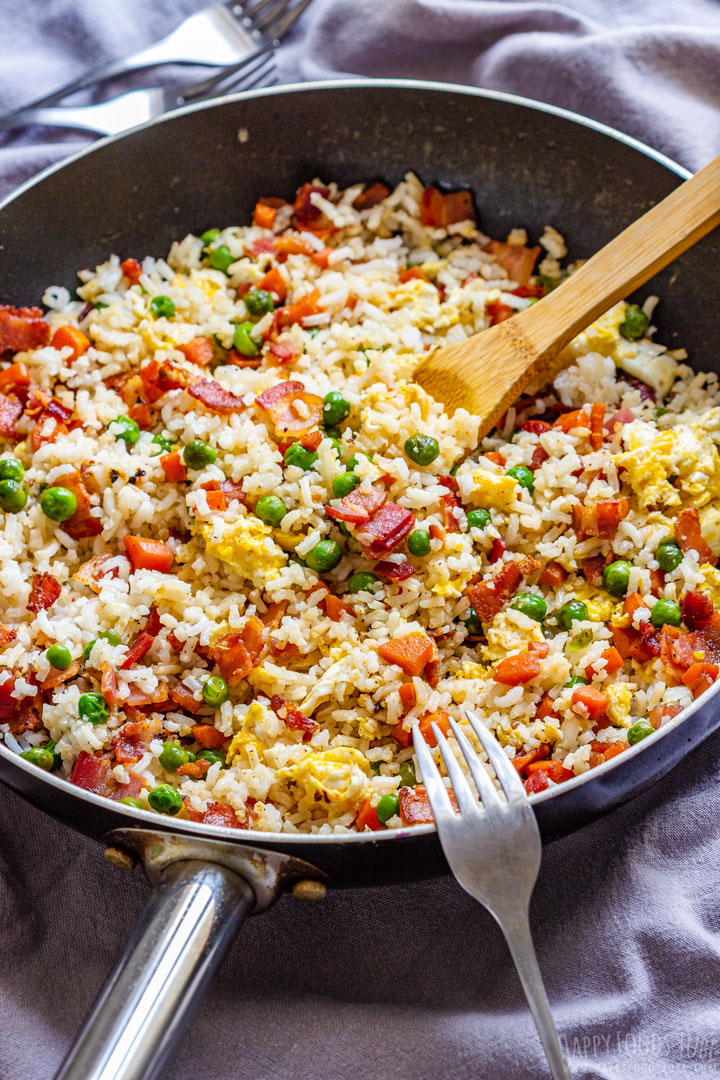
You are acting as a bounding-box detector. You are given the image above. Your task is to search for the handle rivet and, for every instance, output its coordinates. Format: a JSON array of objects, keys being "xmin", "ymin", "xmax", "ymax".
[
  {"xmin": 291, "ymin": 879, "xmax": 327, "ymax": 902},
  {"xmin": 104, "ymin": 844, "xmax": 137, "ymax": 872}
]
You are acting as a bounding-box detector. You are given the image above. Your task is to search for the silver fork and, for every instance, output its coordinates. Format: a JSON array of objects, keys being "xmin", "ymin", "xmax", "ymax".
[
  {"xmin": 0, "ymin": 0, "xmax": 311, "ymax": 135},
  {"xmin": 4, "ymin": 0, "xmax": 301, "ymax": 114},
  {"xmin": 413, "ymin": 710, "xmax": 572, "ymax": 1080}
]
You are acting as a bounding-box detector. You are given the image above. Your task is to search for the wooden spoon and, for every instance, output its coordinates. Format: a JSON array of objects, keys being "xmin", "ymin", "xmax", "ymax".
[{"xmin": 414, "ymin": 153, "xmax": 720, "ymax": 436}]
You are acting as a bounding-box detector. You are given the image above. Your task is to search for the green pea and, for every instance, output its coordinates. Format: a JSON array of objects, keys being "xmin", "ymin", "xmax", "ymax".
[
  {"xmin": 148, "ymin": 784, "xmax": 183, "ymax": 815},
  {"xmin": 510, "ymin": 593, "xmax": 547, "ymax": 622},
  {"xmin": 200, "ymin": 228, "xmax": 220, "ymax": 246},
  {"xmin": 507, "ymin": 464, "xmax": 534, "ymax": 494},
  {"xmin": 197, "ymin": 749, "xmax": 226, "ymax": 767},
  {"xmin": 119, "ymin": 797, "xmax": 145, "ymax": 810},
  {"xmin": 537, "ymin": 274, "xmax": 560, "ymax": 292},
  {"xmin": 463, "ymin": 611, "xmax": 483, "ymax": 635},
  {"xmin": 323, "ymin": 390, "xmax": 351, "ymax": 427},
  {"xmin": 112, "ymin": 414, "xmax": 141, "ymax": 447},
  {"xmin": 347, "ymin": 572, "xmax": 380, "ymax": 594},
  {"xmin": 78, "ymin": 691, "xmax": 109, "ymax": 725},
  {"xmin": 0, "ymin": 458, "xmax": 24, "ymax": 482},
  {"xmin": 0, "ymin": 478, "xmax": 28, "ymax": 513},
  {"xmin": 284, "ymin": 443, "xmax": 317, "ymax": 471},
  {"xmin": 655, "ymin": 407, "xmax": 669, "ymax": 419},
  {"xmin": 202, "ymin": 676, "xmax": 229, "ymax": 708},
  {"xmin": 556, "ymin": 600, "xmax": 589, "ymax": 631},
  {"xmin": 566, "ymin": 628, "xmax": 593, "ymax": 653},
  {"xmin": 20, "ymin": 746, "xmax": 55, "ymax": 771},
  {"xmin": 399, "ymin": 760, "xmax": 417, "ymax": 788},
  {"xmin": 245, "ymin": 288, "xmax": 275, "ymax": 316},
  {"xmin": 346, "ymin": 453, "xmax": 371, "ymax": 471},
  {"xmin": 208, "ymin": 245, "xmax": 235, "ymax": 274},
  {"xmin": 627, "ymin": 720, "xmax": 655, "ymax": 745},
  {"xmin": 150, "ymin": 295, "xmax": 175, "ymax": 319},
  {"xmin": 233, "ymin": 321, "xmax": 260, "ymax": 357},
  {"xmin": 159, "ymin": 741, "xmax": 192, "ymax": 772},
  {"xmin": 565, "ymin": 675, "xmax": 590, "ymax": 688},
  {"xmin": 619, "ymin": 305, "xmax": 649, "ymax": 341},
  {"xmin": 332, "ymin": 472, "xmax": 359, "ymax": 499},
  {"xmin": 82, "ymin": 630, "xmax": 122, "ymax": 663},
  {"xmin": 306, "ymin": 539, "xmax": 343, "ymax": 573},
  {"xmin": 255, "ymin": 495, "xmax": 287, "ymax": 527},
  {"xmin": 376, "ymin": 793, "xmax": 400, "ymax": 825},
  {"xmin": 40, "ymin": 486, "xmax": 78, "ymax": 522},
  {"xmin": 183, "ymin": 439, "xmax": 217, "ymax": 470},
  {"xmin": 404, "ymin": 433, "xmax": 440, "ymax": 466},
  {"xmin": 370, "ymin": 761, "xmax": 382, "ymax": 775},
  {"xmin": 151, "ymin": 432, "xmax": 175, "ymax": 455},
  {"xmin": 466, "ymin": 508, "xmax": 491, "ymax": 531},
  {"xmin": 602, "ymin": 559, "xmax": 633, "ymax": 597},
  {"xmin": 46, "ymin": 644, "xmax": 72, "ymax": 670},
  {"xmin": 407, "ymin": 529, "xmax": 431, "ymax": 557},
  {"xmin": 650, "ymin": 598, "xmax": 681, "ymax": 628},
  {"xmin": 322, "ymin": 425, "xmax": 342, "ymax": 441},
  {"xmin": 657, "ymin": 537, "xmax": 683, "ymax": 572}
]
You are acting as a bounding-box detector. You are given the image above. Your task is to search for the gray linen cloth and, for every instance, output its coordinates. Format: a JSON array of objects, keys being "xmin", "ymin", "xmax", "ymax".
[{"xmin": 2, "ymin": 1, "xmax": 720, "ymax": 1077}]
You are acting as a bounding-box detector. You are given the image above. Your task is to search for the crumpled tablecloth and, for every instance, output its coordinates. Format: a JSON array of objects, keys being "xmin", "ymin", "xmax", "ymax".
[{"xmin": 1, "ymin": 2, "xmax": 720, "ymax": 1077}]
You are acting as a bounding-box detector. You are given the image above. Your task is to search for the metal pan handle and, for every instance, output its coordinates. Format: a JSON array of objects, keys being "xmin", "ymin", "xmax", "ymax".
[{"xmin": 54, "ymin": 858, "xmax": 254, "ymax": 1080}]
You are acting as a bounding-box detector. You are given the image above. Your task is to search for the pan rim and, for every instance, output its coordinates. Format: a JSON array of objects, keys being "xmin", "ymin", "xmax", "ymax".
[{"xmin": 0, "ymin": 77, "xmax": 704, "ymax": 845}]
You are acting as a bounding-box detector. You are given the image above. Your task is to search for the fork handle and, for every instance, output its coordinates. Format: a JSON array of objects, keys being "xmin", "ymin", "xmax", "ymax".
[{"xmin": 499, "ymin": 912, "xmax": 572, "ymax": 1079}]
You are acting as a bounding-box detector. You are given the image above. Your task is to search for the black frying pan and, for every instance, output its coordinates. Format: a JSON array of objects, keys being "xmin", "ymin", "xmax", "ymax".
[{"xmin": 1, "ymin": 79, "xmax": 718, "ymax": 1080}]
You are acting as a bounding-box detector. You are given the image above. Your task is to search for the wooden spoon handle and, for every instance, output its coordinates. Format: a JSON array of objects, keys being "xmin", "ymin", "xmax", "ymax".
[{"xmin": 527, "ymin": 151, "xmax": 720, "ymax": 357}]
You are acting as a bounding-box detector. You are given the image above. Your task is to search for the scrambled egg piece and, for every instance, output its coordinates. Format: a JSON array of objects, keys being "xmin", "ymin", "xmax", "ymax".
[
  {"xmin": 277, "ymin": 747, "xmax": 370, "ymax": 811},
  {"xmin": 572, "ymin": 580, "xmax": 619, "ymax": 623},
  {"xmin": 483, "ymin": 610, "xmax": 544, "ymax": 661},
  {"xmin": 700, "ymin": 565, "xmax": 720, "ymax": 607},
  {"xmin": 197, "ymin": 515, "xmax": 286, "ymax": 584},
  {"xmin": 468, "ymin": 469, "xmax": 518, "ymax": 511},
  {"xmin": 226, "ymin": 702, "xmax": 267, "ymax": 764},
  {"xmin": 699, "ymin": 506, "xmax": 720, "ymax": 558},
  {"xmin": 605, "ymin": 684, "xmax": 635, "ymax": 728},
  {"xmin": 566, "ymin": 303, "xmax": 625, "ymax": 358},
  {"xmin": 564, "ymin": 302, "xmax": 678, "ymax": 396},
  {"xmin": 616, "ymin": 424, "xmax": 720, "ymax": 510}
]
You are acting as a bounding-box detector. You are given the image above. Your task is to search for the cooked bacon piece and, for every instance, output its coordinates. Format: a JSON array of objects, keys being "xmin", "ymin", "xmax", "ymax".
[
  {"xmin": 674, "ymin": 507, "xmax": 717, "ymax": 565},
  {"xmin": 356, "ymin": 795, "xmax": 383, "ymax": 831},
  {"xmin": 378, "ymin": 633, "xmax": 435, "ymax": 677},
  {"xmin": 199, "ymin": 478, "xmax": 246, "ymax": 513},
  {"xmin": 101, "ymin": 663, "xmax": 118, "ymax": 707},
  {"xmin": 489, "ymin": 537, "xmax": 506, "ymax": 563},
  {"xmin": 681, "ymin": 591, "xmax": 714, "ymax": 630},
  {"xmin": 177, "ymin": 758, "xmax": 212, "ymax": 779},
  {"xmin": 120, "ymin": 258, "xmax": 142, "ymax": 284},
  {"xmin": 70, "ymin": 751, "xmax": 114, "ymax": 795},
  {"xmin": 29, "ymin": 398, "xmax": 72, "ymax": 451},
  {"xmin": 0, "ymin": 675, "xmax": 18, "ymax": 722},
  {"xmin": 605, "ymin": 407, "xmax": 636, "ymax": 434},
  {"xmin": 483, "ymin": 239, "xmax": 540, "ymax": 286},
  {"xmin": 275, "ymin": 290, "xmax": 323, "ymax": 330},
  {"xmin": 28, "ymin": 572, "xmax": 61, "ymax": 613},
  {"xmin": 0, "ymin": 625, "xmax": 17, "ymax": 647},
  {"xmin": 486, "ymin": 299, "xmax": 514, "ymax": 326},
  {"xmin": 191, "ymin": 723, "xmax": 227, "ymax": 749},
  {"xmin": 611, "ymin": 624, "xmax": 655, "ymax": 664},
  {"xmin": 112, "ymin": 772, "xmax": 145, "ymax": 801},
  {"xmin": 374, "ymin": 559, "xmax": 416, "ymax": 582},
  {"xmin": 326, "ymin": 485, "xmax": 387, "ymax": 525},
  {"xmin": 51, "ymin": 469, "xmax": 103, "ymax": 540},
  {"xmin": 662, "ymin": 612, "xmax": 720, "ymax": 676},
  {"xmin": 0, "ymin": 361, "xmax": 30, "ymax": 398},
  {"xmin": 169, "ymin": 683, "xmax": 203, "ymax": 714},
  {"xmin": 399, "ymin": 682, "xmax": 417, "ymax": 715},
  {"xmin": 125, "ymin": 684, "xmax": 169, "ymax": 709},
  {"xmin": 138, "ymin": 359, "xmax": 193, "ymax": 405},
  {"xmin": 73, "ymin": 553, "xmax": 123, "ymax": 592},
  {"xmin": 120, "ymin": 606, "xmax": 162, "ymax": 670},
  {"xmin": 440, "ymin": 491, "xmax": 462, "ymax": 532},
  {"xmin": 353, "ymin": 182, "xmax": 390, "ymax": 210},
  {"xmin": 359, "ymin": 503, "xmax": 415, "ymax": 558},
  {"xmin": 267, "ymin": 340, "xmax": 300, "ymax": 365},
  {"xmin": 421, "ymin": 186, "xmax": 475, "ymax": 228},
  {"xmin": 270, "ymin": 695, "xmax": 319, "ymax": 741},
  {"xmin": 201, "ymin": 802, "xmax": 242, "ymax": 828},
  {"xmin": 570, "ymin": 685, "xmax": 608, "ymax": 719},
  {"xmin": 113, "ymin": 716, "xmax": 161, "ymax": 763},
  {"xmin": 38, "ymin": 659, "xmax": 80, "ymax": 691},
  {"xmin": 531, "ymin": 445, "xmax": 549, "ymax": 470},
  {"xmin": 0, "ymin": 305, "xmax": 49, "ymax": 354},
  {"xmin": 524, "ymin": 759, "xmax": 574, "ymax": 784},
  {"xmin": 160, "ymin": 451, "xmax": 187, "ymax": 484},
  {"xmin": 572, "ymin": 498, "xmax": 629, "ymax": 540},
  {"xmin": 539, "ymin": 561, "xmax": 567, "ymax": 588},
  {"xmin": 294, "ymin": 182, "xmax": 335, "ymax": 233},
  {"xmin": 682, "ymin": 661, "xmax": 719, "ymax": 698},
  {"xmin": 225, "ymin": 347, "xmax": 262, "ymax": 371},
  {"xmin": 521, "ymin": 419, "xmax": 552, "ymax": 435},
  {"xmin": 188, "ymin": 379, "xmax": 246, "ymax": 414},
  {"xmin": 512, "ymin": 284, "xmax": 544, "ymax": 298},
  {"xmin": 300, "ymin": 428, "xmax": 323, "ymax": 451},
  {"xmin": 179, "ymin": 337, "xmax": 214, "ymax": 367},
  {"xmin": 398, "ymin": 784, "xmax": 458, "ymax": 825},
  {"xmin": 246, "ymin": 236, "xmax": 276, "ymax": 257},
  {"xmin": 128, "ymin": 402, "xmax": 153, "ymax": 429},
  {"xmin": 554, "ymin": 408, "xmax": 590, "ymax": 433},
  {"xmin": 0, "ymin": 392, "xmax": 23, "ymax": 440},
  {"xmin": 512, "ymin": 744, "xmax": 551, "ymax": 774},
  {"xmin": 123, "ymin": 536, "xmax": 173, "ymax": 573},
  {"xmin": 466, "ymin": 557, "xmax": 540, "ymax": 624},
  {"xmin": 208, "ymin": 616, "xmax": 265, "ymax": 685},
  {"xmin": 258, "ymin": 267, "xmax": 288, "ymax": 304},
  {"xmin": 581, "ymin": 554, "xmax": 607, "ymax": 584},
  {"xmin": 589, "ymin": 402, "xmax": 606, "ymax": 450},
  {"xmin": 256, "ymin": 379, "xmax": 324, "ymax": 439},
  {"xmin": 649, "ymin": 702, "xmax": 683, "ymax": 729}
]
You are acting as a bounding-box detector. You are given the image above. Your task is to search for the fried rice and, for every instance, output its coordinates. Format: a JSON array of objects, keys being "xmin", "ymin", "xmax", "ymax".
[{"xmin": 1, "ymin": 171, "xmax": 720, "ymax": 834}]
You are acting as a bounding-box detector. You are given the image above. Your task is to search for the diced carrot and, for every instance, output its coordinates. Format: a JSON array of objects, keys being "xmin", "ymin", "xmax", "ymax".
[
  {"xmin": 585, "ymin": 646, "xmax": 624, "ymax": 681},
  {"xmin": 300, "ymin": 428, "xmax": 323, "ymax": 451},
  {"xmin": 356, "ymin": 795, "xmax": 383, "ymax": 831},
  {"xmin": 535, "ymin": 694, "xmax": 559, "ymax": 721},
  {"xmin": 123, "ymin": 536, "xmax": 174, "ymax": 573},
  {"xmin": 191, "ymin": 724, "xmax": 227, "ymax": 749},
  {"xmin": 378, "ymin": 633, "xmax": 435, "ymax": 677},
  {"xmin": 493, "ymin": 648, "xmax": 542, "ymax": 686},
  {"xmin": 128, "ymin": 403, "xmax": 153, "ymax": 429},
  {"xmin": 418, "ymin": 710, "xmax": 451, "ymax": 747},
  {"xmin": 512, "ymin": 744, "xmax": 551, "ymax": 773},
  {"xmin": 160, "ymin": 451, "xmax": 187, "ymax": 484},
  {"xmin": 398, "ymin": 682, "xmax": 416, "ymax": 714},
  {"xmin": 589, "ymin": 402, "xmax": 606, "ymax": 450},
  {"xmin": 391, "ymin": 720, "xmax": 412, "ymax": 748},
  {"xmin": 311, "ymin": 247, "xmax": 333, "ymax": 268},
  {"xmin": 682, "ymin": 661, "xmax": 719, "ymax": 698},
  {"xmin": 169, "ymin": 683, "xmax": 203, "ymax": 714},
  {"xmin": 484, "ymin": 451, "xmax": 505, "ymax": 466},
  {"xmin": 624, "ymin": 593, "xmax": 646, "ymax": 619},
  {"xmin": 539, "ymin": 561, "xmax": 567, "ymax": 587},
  {"xmin": 524, "ymin": 759, "xmax": 574, "ymax": 783},
  {"xmin": 398, "ymin": 784, "xmax": 459, "ymax": 825},
  {"xmin": 276, "ymin": 290, "xmax": 322, "ymax": 329},
  {"xmin": 253, "ymin": 202, "xmax": 277, "ymax": 230},
  {"xmin": 258, "ymin": 266, "xmax": 287, "ymax": 303},
  {"xmin": 597, "ymin": 741, "xmax": 626, "ymax": 762},
  {"xmin": 176, "ymin": 759, "xmax": 211, "ymax": 779},
  {"xmin": 50, "ymin": 325, "xmax": 90, "ymax": 362},
  {"xmin": 648, "ymin": 702, "xmax": 683, "ymax": 729},
  {"xmin": 399, "ymin": 267, "xmax": 430, "ymax": 284},
  {"xmin": 179, "ymin": 336, "xmax": 214, "ymax": 367},
  {"xmin": 324, "ymin": 594, "xmax": 353, "ymax": 621},
  {"xmin": 570, "ymin": 685, "xmax": 608, "ymax": 719},
  {"xmin": 553, "ymin": 409, "xmax": 590, "ymax": 433},
  {"xmin": 120, "ymin": 258, "xmax": 142, "ymax": 284}
]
